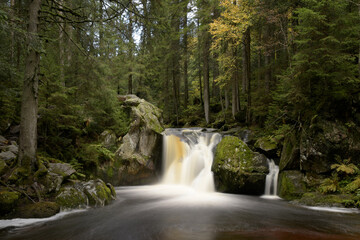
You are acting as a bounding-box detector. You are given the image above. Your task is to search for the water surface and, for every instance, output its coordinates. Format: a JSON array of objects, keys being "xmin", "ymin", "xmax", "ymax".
[{"xmin": 1, "ymin": 185, "xmax": 360, "ymax": 240}]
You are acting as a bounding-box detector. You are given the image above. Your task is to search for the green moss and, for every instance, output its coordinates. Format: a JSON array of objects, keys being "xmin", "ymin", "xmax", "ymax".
[
  {"xmin": 0, "ymin": 191, "xmax": 21, "ymax": 214},
  {"xmin": 55, "ymin": 187, "xmax": 88, "ymax": 209},
  {"xmin": 214, "ymin": 136, "xmax": 254, "ymax": 172},
  {"xmin": 16, "ymin": 202, "xmax": 60, "ymax": 218},
  {"xmin": 254, "ymin": 136, "xmax": 278, "ymax": 151},
  {"xmin": 280, "ymin": 175, "xmax": 296, "ymax": 200}
]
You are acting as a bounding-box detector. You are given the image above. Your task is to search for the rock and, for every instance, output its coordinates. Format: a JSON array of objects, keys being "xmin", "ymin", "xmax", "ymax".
[
  {"xmin": 48, "ymin": 163, "xmax": 76, "ymax": 178},
  {"xmin": 56, "ymin": 186, "xmax": 88, "ymax": 209},
  {"xmin": 0, "ymin": 135, "xmax": 6, "ymax": 145},
  {"xmin": 0, "ymin": 159, "xmax": 8, "ymax": 176},
  {"xmin": 7, "ymin": 144, "xmax": 18, "ymax": 154},
  {"xmin": 83, "ymin": 179, "xmax": 115, "ymax": 207},
  {"xmin": 111, "ymin": 95, "xmax": 163, "ymax": 185},
  {"xmin": 0, "ymin": 151, "xmax": 16, "ymax": 162},
  {"xmin": 212, "ymin": 136, "xmax": 269, "ymax": 195},
  {"xmin": 279, "ymin": 132, "xmax": 300, "ymax": 171},
  {"xmin": 100, "ymin": 130, "xmax": 117, "ymax": 149},
  {"xmin": 0, "ymin": 190, "xmax": 21, "ymax": 215},
  {"xmin": 16, "ymin": 202, "xmax": 60, "ymax": 218},
  {"xmin": 299, "ymin": 120, "xmax": 359, "ymax": 174},
  {"xmin": 292, "ymin": 192, "xmax": 354, "ymax": 207},
  {"xmin": 278, "ymin": 170, "xmax": 306, "ymax": 200},
  {"xmin": 254, "ymin": 136, "xmax": 282, "ymax": 159},
  {"xmin": 43, "ymin": 172, "xmax": 64, "ymax": 193}
]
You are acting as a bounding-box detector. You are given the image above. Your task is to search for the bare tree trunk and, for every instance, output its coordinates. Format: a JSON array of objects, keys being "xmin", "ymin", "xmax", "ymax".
[
  {"xmin": 243, "ymin": 28, "xmax": 251, "ymax": 123},
  {"xmin": 264, "ymin": 26, "xmax": 271, "ymax": 93},
  {"xmin": 19, "ymin": 0, "xmax": 42, "ymax": 171},
  {"xmin": 225, "ymin": 85, "xmax": 229, "ymax": 110},
  {"xmin": 232, "ymin": 47, "xmax": 240, "ymax": 118},
  {"xmin": 59, "ymin": 0, "xmax": 65, "ymax": 86},
  {"xmin": 183, "ymin": 5, "xmax": 189, "ymax": 108},
  {"xmin": 203, "ymin": 30, "xmax": 210, "ymax": 124},
  {"xmin": 128, "ymin": 10, "xmax": 133, "ymax": 94}
]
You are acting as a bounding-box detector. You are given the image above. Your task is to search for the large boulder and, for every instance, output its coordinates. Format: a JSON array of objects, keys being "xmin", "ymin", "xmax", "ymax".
[
  {"xmin": 212, "ymin": 136, "xmax": 269, "ymax": 195},
  {"xmin": 55, "ymin": 185, "xmax": 88, "ymax": 210},
  {"xmin": 300, "ymin": 119, "xmax": 360, "ymax": 174},
  {"xmin": 278, "ymin": 170, "xmax": 306, "ymax": 200},
  {"xmin": 279, "ymin": 132, "xmax": 300, "ymax": 171},
  {"xmin": 112, "ymin": 95, "xmax": 164, "ymax": 185}
]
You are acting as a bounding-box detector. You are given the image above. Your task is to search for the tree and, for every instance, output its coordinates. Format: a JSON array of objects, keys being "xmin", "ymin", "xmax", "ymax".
[{"xmin": 18, "ymin": 0, "xmax": 42, "ymax": 171}]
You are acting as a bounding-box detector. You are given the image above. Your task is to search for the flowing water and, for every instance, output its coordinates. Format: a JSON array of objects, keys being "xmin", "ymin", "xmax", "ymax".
[
  {"xmin": 262, "ymin": 159, "xmax": 280, "ymax": 199},
  {"xmin": 162, "ymin": 128, "xmax": 221, "ymax": 192},
  {"xmin": 1, "ymin": 128, "xmax": 360, "ymax": 240}
]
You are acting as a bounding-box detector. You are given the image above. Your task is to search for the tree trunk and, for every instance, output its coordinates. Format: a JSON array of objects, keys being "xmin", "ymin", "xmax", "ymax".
[
  {"xmin": 18, "ymin": 0, "xmax": 42, "ymax": 171},
  {"xmin": 127, "ymin": 10, "xmax": 133, "ymax": 94},
  {"xmin": 264, "ymin": 26, "xmax": 271, "ymax": 93},
  {"xmin": 59, "ymin": 0, "xmax": 65, "ymax": 86},
  {"xmin": 243, "ymin": 28, "xmax": 251, "ymax": 123},
  {"xmin": 232, "ymin": 47, "xmax": 240, "ymax": 118},
  {"xmin": 183, "ymin": 5, "xmax": 189, "ymax": 108},
  {"xmin": 203, "ymin": 31, "xmax": 210, "ymax": 124}
]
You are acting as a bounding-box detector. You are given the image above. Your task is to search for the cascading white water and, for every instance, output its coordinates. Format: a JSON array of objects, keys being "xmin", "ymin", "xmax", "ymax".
[
  {"xmin": 264, "ymin": 159, "xmax": 279, "ymax": 197},
  {"xmin": 162, "ymin": 128, "xmax": 221, "ymax": 192}
]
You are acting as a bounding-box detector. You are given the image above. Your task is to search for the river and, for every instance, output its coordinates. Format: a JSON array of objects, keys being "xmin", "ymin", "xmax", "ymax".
[{"xmin": 1, "ymin": 185, "xmax": 360, "ymax": 240}]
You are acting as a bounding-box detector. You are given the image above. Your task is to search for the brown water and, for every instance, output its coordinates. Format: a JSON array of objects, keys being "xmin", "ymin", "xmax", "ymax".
[{"xmin": 1, "ymin": 185, "xmax": 360, "ymax": 240}]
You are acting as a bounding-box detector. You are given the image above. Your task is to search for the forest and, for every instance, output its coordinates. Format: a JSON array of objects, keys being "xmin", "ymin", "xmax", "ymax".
[{"xmin": 1, "ymin": 0, "xmax": 360, "ymax": 221}]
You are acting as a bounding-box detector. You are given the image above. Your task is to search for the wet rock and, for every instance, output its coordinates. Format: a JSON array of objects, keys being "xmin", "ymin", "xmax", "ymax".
[
  {"xmin": 16, "ymin": 202, "xmax": 60, "ymax": 218},
  {"xmin": 254, "ymin": 135, "xmax": 282, "ymax": 159},
  {"xmin": 213, "ymin": 136, "xmax": 269, "ymax": 195},
  {"xmin": 278, "ymin": 170, "xmax": 306, "ymax": 200},
  {"xmin": 56, "ymin": 186, "xmax": 88, "ymax": 209},
  {"xmin": 0, "ymin": 190, "xmax": 21, "ymax": 215},
  {"xmin": 83, "ymin": 179, "xmax": 115, "ymax": 207}
]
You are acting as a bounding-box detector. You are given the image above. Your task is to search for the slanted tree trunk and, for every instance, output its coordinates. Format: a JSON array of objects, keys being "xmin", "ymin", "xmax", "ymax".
[{"xmin": 18, "ymin": 0, "xmax": 42, "ymax": 171}]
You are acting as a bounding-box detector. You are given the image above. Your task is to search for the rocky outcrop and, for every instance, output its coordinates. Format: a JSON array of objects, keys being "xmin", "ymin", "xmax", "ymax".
[
  {"xmin": 99, "ymin": 95, "xmax": 164, "ymax": 185},
  {"xmin": 278, "ymin": 170, "xmax": 306, "ymax": 200},
  {"xmin": 212, "ymin": 136, "xmax": 269, "ymax": 195}
]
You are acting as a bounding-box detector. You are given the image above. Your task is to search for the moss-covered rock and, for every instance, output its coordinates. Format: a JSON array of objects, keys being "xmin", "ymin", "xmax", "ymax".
[
  {"xmin": 16, "ymin": 202, "xmax": 60, "ymax": 218},
  {"xmin": 0, "ymin": 190, "xmax": 21, "ymax": 215},
  {"xmin": 0, "ymin": 159, "xmax": 8, "ymax": 176},
  {"xmin": 213, "ymin": 136, "xmax": 269, "ymax": 195},
  {"xmin": 278, "ymin": 170, "xmax": 306, "ymax": 200},
  {"xmin": 83, "ymin": 179, "xmax": 115, "ymax": 207},
  {"xmin": 55, "ymin": 186, "xmax": 88, "ymax": 209},
  {"xmin": 109, "ymin": 95, "xmax": 163, "ymax": 185},
  {"xmin": 279, "ymin": 132, "xmax": 300, "ymax": 171},
  {"xmin": 292, "ymin": 192, "xmax": 355, "ymax": 207}
]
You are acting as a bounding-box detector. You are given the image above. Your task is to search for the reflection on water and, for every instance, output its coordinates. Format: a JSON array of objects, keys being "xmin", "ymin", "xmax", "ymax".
[{"xmin": 1, "ymin": 185, "xmax": 360, "ymax": 240}]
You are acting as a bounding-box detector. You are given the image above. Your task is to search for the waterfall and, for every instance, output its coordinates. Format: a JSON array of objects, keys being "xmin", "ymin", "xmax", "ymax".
[
  {"xmin": 162, "ymin": 128, "xmax": 221, "ymax": 192},
  {"xmin": 263, "ymin": 159, "xmax": 280, "ymax": 198}
]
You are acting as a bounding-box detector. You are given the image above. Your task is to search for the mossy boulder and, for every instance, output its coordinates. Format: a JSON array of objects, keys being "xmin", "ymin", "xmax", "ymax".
[
  {"xmin": 16, "ymin": 202, "xmax": 60, "ymax": 218},
  {"xmin": 0, "ymin": 159, "xmax": 8, "ymax": 176},
  {"xmin": 279, "ymin": 132, "xmax": 300, "ymax": 171},
  {"xmin": 213, "ymin": 136, "xmax": 269, "ymax": 195},
  {"xmin": 278, "ymin": 170, "xmax": 306, "ymax": 200},
  {"xmin": 0, "ymin": 190, "xmax": 21, "ymax": 215},
  {"xmin": 111, "ymin": 95, "xmax": 164, "ymax": 185},
  {"xmin": 254, "ymin": 135, "xmax": 282, "ymax": 159},
  {"xmin": 83, "ymin": 179, "xmax": 115, "ymax": 207},
  {"xmin": 55, "ymin": 186, "xmax": 88, "ymax": 210}
]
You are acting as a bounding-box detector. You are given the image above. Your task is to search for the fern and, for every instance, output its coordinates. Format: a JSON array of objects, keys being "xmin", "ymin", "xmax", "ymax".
[{"xmin": 319, "ymin": 178, "xmax": 339, "ymax": 194}]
